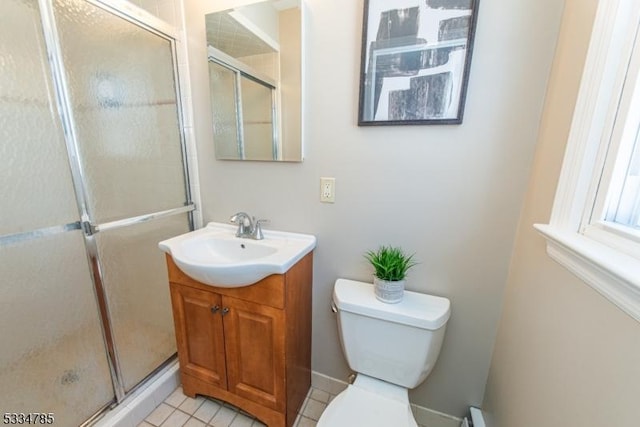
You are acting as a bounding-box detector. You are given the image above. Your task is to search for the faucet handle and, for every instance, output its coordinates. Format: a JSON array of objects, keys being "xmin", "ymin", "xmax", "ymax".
[{"xmin": 252, "ymin": 219, "xmax": 270, "ymax": 240}]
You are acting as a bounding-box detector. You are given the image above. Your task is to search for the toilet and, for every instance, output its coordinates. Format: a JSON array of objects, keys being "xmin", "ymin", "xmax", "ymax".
[{"xmin": 317, "ymin": 279, "xmax": 450, "ymax": 427}]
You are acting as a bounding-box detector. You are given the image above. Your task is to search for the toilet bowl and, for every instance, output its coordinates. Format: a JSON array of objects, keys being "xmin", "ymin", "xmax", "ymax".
[
  {"xmin": 318, "ymin": 374, "xmax": 418, "ymax": 427},
  {"xmin": 317, "ymin": 279, "xmax": 450, "ymax": 427}
]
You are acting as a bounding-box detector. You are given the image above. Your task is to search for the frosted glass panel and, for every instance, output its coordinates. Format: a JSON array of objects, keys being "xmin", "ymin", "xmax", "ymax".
[
  {"xmin": 209, "ymin": 61, "xmax": 240, "ymax": 159},
  {"xmin": 0, "ymin": 231, "xmax": 113, "ymax": 424},
  {"xmin": 1, "ymin": 0, "xmax": 192, "ymax": 419},
  {"xmin": 241, "ymin": 76, "xmax": 274, "ymax": 160},
  {"xmin": 96, "ymin": 214, "xmax": 190, "ymax": 391},
  {"xmin": 0, "ymin": 0, "xmax": 80, "ymax": 236},
  {"xmin": 53, "ymin": 0, "xmax": 187, "ymax": 223}
]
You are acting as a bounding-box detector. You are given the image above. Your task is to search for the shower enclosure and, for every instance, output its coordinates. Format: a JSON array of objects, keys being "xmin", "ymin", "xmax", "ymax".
[{"xmin": 0, "ymin": 0, "xmax": 192, "ymax": 424}]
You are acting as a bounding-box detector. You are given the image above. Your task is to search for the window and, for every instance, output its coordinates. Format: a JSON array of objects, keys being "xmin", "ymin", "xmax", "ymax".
[
  {"xmin": 608, "ymin": 141, "xmax": 640, "ymax": 229},
  {"xmin": 535, "ymin": 0, "xmax": 640, "ymax": 321},
  {"xmin": 581, "ymin": 20, "xmax": 640, "ymax": 261}
]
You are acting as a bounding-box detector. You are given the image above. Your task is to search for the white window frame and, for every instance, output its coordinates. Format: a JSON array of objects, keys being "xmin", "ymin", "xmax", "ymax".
[{"xmin": 535, "ymin": 0, "xmax": 640, "ymax": 322}]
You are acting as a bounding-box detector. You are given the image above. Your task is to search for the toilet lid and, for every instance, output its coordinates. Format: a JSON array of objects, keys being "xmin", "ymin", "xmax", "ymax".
[{"xmin": 317, "ymin": 385, "xmax": 418, "ymax": 427}]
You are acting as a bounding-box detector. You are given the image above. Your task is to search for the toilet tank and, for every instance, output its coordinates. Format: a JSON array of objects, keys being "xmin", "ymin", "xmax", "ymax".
[{"xmin": 333, "ymin": 279, "xmax": 450, "ymax": 389}]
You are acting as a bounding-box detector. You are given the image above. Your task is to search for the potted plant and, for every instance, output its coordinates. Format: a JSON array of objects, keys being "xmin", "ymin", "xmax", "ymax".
[{"xmin": 364, "ymin": 245, "xmax": 417, "ymax": 303}]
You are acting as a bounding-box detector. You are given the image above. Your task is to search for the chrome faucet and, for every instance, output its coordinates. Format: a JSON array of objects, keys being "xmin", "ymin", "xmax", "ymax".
[
  {"xmin": 230, "ymin": 212, "xmax": 253, "ymax": 237},
  {"xmin": 229, "ymin": 212, "xmax": 269, "ymax": 240}
]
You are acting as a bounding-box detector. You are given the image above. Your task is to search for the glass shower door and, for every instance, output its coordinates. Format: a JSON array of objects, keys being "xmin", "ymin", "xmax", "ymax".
[
  {"xmin": 0, "ymin": 0, "xmax": 113, "ymax": 423},
  {"xmin": 51, "ymin": 0, "xmax": 192, "ymax": 393}
]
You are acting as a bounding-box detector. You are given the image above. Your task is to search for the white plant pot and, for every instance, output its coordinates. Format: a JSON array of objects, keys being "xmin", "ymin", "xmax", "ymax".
[{"xmin": 373, "ymin": 277, "xmax": 405, "ymax": 304}]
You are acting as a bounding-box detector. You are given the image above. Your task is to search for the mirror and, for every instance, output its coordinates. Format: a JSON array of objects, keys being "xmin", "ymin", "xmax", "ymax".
[{"xmin": 205, "ymin": 0, "xmax": 302, "ymax": 162}]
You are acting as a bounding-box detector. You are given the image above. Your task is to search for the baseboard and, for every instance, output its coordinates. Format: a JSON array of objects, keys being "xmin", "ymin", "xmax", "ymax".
[
  {"xmin": 311, "ymin": 371, "xmax": 463, "ymax": 427},
  {"xmin": 310, "ymin": 371, "xmax": 349, "ymax": 395},
  {"xmin": 92, "ymin": 361, "xmax": 180, "ymax": 427},
  {"xmin": 470, "ymin": 407, "xmax": 487, "ymax": 427}
]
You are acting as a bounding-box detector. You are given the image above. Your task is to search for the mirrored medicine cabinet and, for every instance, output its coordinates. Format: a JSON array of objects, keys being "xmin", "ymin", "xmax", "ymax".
[{"xmin": 205, "ymin": 0, "xmax": 303, "ymax": 162}]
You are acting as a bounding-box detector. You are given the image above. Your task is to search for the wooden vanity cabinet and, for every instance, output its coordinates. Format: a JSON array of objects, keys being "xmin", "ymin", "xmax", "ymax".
[{"xmin": 166, "ymin": 252, "xmax": 312, "ymax": 427}]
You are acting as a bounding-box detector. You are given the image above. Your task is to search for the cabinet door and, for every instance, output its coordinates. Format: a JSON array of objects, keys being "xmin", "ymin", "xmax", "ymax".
[
  {"xmin": 170, "ymin": 284, "xmax": 227, "ymax": 389},
  {"xmin": 223, "ymin": 296, "xmax": 286, "ymax": 411}
]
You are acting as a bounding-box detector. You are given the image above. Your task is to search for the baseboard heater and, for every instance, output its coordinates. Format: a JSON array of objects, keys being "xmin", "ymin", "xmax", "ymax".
[{"xmin": 462, "ymin": 407, "xmax": 486, "ymax": 427}]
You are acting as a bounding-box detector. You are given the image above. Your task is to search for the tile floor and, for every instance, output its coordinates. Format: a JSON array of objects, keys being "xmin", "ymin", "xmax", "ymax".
[
  {"xmin": 139, "ymin": 384, "xmax": 430, "ymax": 427},
  {"xmin": 138, "ymin": 386, "xmax": 333, "ymax": 427}
]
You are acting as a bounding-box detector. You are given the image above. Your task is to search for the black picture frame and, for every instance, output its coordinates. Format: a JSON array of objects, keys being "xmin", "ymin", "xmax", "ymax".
[{"xmin": 358, "ymin": 0, "xmax": 480, "ymax": 126}]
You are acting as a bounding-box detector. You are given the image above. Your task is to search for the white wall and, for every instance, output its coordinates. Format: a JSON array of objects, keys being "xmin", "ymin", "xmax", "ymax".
[
  {"xmin": 483, "ymin": 0, "xmax": 640, "ymax": 425},
  {"xmin": 183, "ymin": 0, "xmax": 564, "ymax": 417}
]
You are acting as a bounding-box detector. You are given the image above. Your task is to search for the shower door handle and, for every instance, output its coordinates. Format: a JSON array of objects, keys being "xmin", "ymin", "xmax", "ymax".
[
  {"xmin": 82, "ymin": 221, "xmax": 98, "ymax": 236},
  {"xmin": 86, "ymin": 205, "xmax": 195, "ymax": 237}
]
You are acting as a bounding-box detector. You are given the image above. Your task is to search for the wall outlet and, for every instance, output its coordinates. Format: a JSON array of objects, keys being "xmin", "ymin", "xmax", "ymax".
[{"xmin": 320, "ymin": 177, "xmax": 335, "ymax": 203}]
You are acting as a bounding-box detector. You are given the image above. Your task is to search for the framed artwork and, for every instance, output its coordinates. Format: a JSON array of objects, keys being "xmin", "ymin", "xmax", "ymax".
[{"xmin": 358, "ymin": 0, "xmax": 480, "ymax": 126}]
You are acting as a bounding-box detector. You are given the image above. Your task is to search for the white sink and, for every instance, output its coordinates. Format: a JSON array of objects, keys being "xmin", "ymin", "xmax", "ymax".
[{"xmin": 158, "ymin": 222, "xmax": 316, "ymax": 287}]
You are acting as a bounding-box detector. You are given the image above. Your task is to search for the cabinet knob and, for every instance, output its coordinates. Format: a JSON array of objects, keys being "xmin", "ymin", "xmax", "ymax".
[
  {"xmin": 221, "ymin": 307, "xmax": 230, "ymax": 316},
  {"xmin": 211, "ymin": 305, "xmax": 220, "ymax": 314}
]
